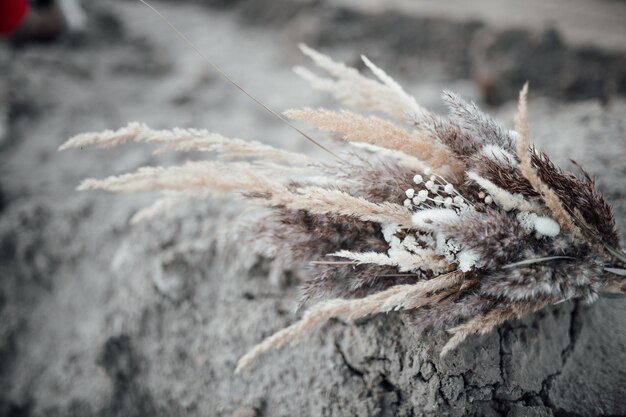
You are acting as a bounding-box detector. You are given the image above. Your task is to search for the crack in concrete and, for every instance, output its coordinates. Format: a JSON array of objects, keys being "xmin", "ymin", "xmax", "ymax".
[
  {"xmin": 334, "ymin": 341, "xmax": 365, "ymax": 380},
  {"xmin": 333, "ymin": 340, "xmax": 407, "ymax": 416},
  {"xmin": 539, "ymin": 301, "xmax": 583, "ymax": 411}
]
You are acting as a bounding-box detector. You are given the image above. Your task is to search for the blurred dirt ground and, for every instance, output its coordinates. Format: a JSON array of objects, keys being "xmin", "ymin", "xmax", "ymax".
[{"xmin": 0, "ymin": 1, "xmax": 625, "ymax": 416}]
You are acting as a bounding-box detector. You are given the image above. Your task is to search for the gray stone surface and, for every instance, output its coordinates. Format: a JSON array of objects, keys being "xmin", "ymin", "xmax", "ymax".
[{"xmin": 0, "ymin": 1, "xmax": 624, "ymax": 416}]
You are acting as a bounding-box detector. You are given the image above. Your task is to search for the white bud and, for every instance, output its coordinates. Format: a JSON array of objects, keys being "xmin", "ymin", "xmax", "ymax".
[
  {"xmin": 403, "ymin": 199, "xmax": 411, "ymax": 207},
  {"xmin": 434, "ymin": 196, "xmax": 444, "ymax": 206},
  {"xmin": 444, "ymin": 184, "xmax": 454, "ymax": 194},
  {"xmin": 425, "ymin": 180, "xmax": 435, "ymax": 190},
  {"xmin": 418, "ymin": 190, "xmax": 429, "ymax": 198},
  {"xmin": 453, "ymin": 196, "xmax": 464, "ymax": 205},
  {"xmin": 405, "ymin": 188, "xmax": 415, "ymax": 198},
  {"xmin": 413, "ymin": 174, "xmax": 423, "ymax": 184},
  {"xmin": 424, "ymin": 167, "xmax": 432, "ymax": 175},
  {"xmin": 444, "ymin": 197, "xmax": 453, "ymax": 208},
  {"xmin": 484, "ymin": 196, "xmax": 493, "ymax": 205},
  {"xmin": 534, "ymin": 216, "xmax": 560, "ymax": 237}
]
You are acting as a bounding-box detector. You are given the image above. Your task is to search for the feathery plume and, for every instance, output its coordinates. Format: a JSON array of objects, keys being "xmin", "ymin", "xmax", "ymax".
[
  {"xmin": 285, "ymin": 108, "xmax": 463, "ymax": 179},
  {"xmin": 442, "ymin": 90, "xmax": 515, "ymax": 151},
  {"xmin": 514, "ymin": 84, "xmax": 576, "ymax": 232},
  {"xmin": 466, "ymin": 171, "xmax": 540, "ymax": 213},
  {"xmin": 441, "ymin": 300, "xmax": 550, "ymax": 357},
  {"xmin": 61, "ymin": 122, "xmax": 314, "ymax": 165},
  {"xmin": 235, "ymin": 270, "xmax": 463, "ymax": 373},
  {"xmin": 296, "ymin": 44, "xmax": 428, "ymax": 121}
]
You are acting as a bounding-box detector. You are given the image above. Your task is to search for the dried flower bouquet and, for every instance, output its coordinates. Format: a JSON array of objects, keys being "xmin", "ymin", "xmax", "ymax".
[{"xmin": 60, "ymin": 45, "xmax": 626, "ymax": 373}]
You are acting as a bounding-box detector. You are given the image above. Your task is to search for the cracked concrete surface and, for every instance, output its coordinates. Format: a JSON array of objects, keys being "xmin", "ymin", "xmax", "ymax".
[{"xmin": 0, "ymin": 0, "xmax": 625, "ymax": 416}]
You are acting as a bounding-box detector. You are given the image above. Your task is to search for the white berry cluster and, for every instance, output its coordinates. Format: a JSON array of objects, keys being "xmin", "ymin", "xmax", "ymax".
[
  {"xmin": 476, "ymin": 191, "xmax": 494, "ymax": 206},
  {"xmin": 403, "ymin": 168, "xmax": 470, "ymax": 213}
]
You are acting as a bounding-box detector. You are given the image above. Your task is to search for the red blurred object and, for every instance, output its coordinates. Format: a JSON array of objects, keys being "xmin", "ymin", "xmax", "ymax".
[{"xmin": 0, "ymin": 0, "xmax": 30, "ymax": 36}]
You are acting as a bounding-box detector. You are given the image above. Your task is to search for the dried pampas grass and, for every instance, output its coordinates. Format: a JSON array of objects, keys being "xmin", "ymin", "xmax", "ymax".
[{"xmin": 61, "ymin": 45, "xmax": 626, "ymax": 374}]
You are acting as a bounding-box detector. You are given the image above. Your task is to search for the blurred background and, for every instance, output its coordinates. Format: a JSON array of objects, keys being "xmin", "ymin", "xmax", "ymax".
[{"xmin": 1, "ymin": 1, "xmax": 625, "ymax": 416}]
